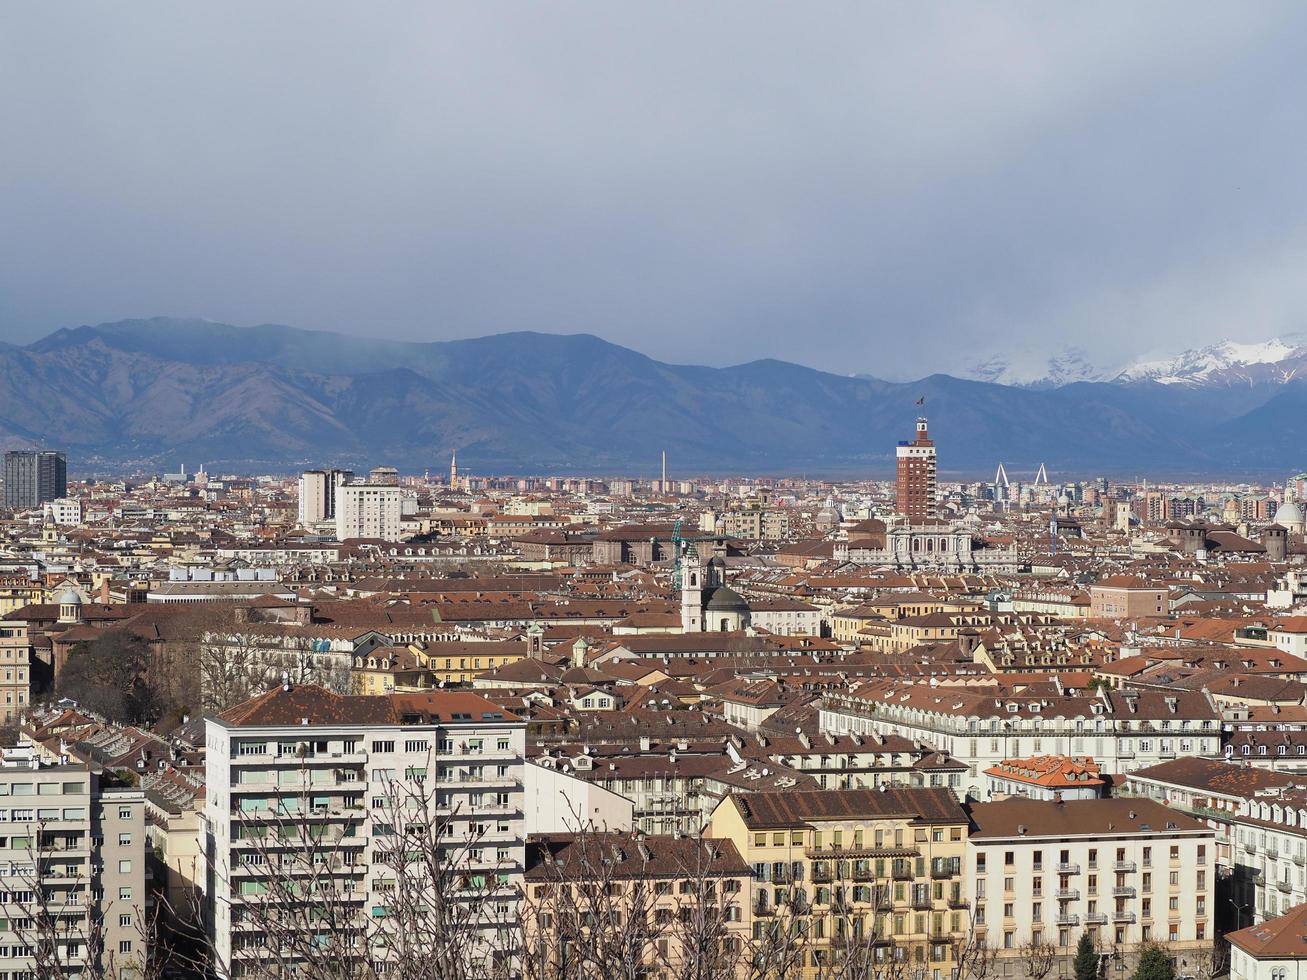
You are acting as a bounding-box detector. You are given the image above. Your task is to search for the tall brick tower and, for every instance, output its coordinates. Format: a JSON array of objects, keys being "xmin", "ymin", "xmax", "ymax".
[{"xmin": 895, "ymin": 417, "xmax": 937, "ymax": 523}]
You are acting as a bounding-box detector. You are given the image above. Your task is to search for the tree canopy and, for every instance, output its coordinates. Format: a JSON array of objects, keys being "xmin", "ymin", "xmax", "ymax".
[{"xmin": 57, "ymin": 632, "xmax": 162, "ymax": 725}]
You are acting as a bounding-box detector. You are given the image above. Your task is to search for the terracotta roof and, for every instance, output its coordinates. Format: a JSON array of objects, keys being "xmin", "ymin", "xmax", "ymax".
[
  {"xmin": 216, "ymin": 684, "xmax": 520, "ymax": 727},
  {"xmin": 729, "ymin": 787, "xmax": 966, "ymax": 829},
  {"xmin": 1229, "ymin": 902, "xmax": 1307, "ymax": 959},
  {"xmin": 967, "ymin": 798, "xmax": 1209, "ymax": 839}
]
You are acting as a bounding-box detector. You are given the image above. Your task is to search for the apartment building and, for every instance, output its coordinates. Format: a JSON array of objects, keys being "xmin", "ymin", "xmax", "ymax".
[
  {"xmin": 820, "ymin": 684, "xmax": 1222, "ymax": 797},
  {"xmin": 0, "ymin": 742, "xmax": 146, "ymax": 979},
  {"xmin": 201, "ymin": 685, "xmax": 526, "ymax": 977},
  {"xmin": 0, "ymin": 621, "xmax": 30, "ymax": 724},
  {"xmin": 334, "ymin": 482, "xmax": 402, "ymax": 541},
  {"xmin": 707, "ymin": 787, "xmax": 969, "ymax": 977},
  {"xmin": 967, "ymin": 798, "xmax": 1214, "ymax": 974},
  {"xmin": 523, "ymin": 833, "xmax": 751, "ymax": 978}
]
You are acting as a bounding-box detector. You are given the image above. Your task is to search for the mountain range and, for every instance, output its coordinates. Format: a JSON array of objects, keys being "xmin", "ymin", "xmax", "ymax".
[{"xmin": 1, "ymin": 317, "xmax": 1303, "ymax": 477}]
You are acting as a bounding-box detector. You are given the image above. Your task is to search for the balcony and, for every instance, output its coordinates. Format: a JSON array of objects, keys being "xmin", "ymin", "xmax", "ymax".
[
  {"xmin": 1056, "ymin": 914, "xmax": 1080, "ymax": 927},
  {"xmin": 1086, "ymin": 912, "xmax": 1108, "ymax": 925},
  {"xmin": 931, "ymin": 866, "xmax": 956, "ymax": 880},
  {"xmin": 1112, "ymin": 886, "xmax": 1136, "ymax": 898},
  {"xmin": 754, "ymin": 904, "xmax": 775, "ymax": 918},
  {"xmin": 812, "ymin": 867, "xmax": 833, "ymax": 883},
  {"xmin": 948, "ymin": 895, "xmax": 969, "ymax": 910},
  {"xmin": 892, "ymin": 865, "xmax": 914, "ymax": 881},
  {"xmin": 911, "ymin": 895, "xmax": 933, "ymax": 911},
  {"xmin": 1114, "ymin": 860, "xmax": 1136, "ymax": 872},
  {"xmin": 1056, "ymin": 889, "xmax": 1080, "ymax": 901},
  {"xmin": 1293, "ymin": 853, "xmax": 1306, "ymax": 867},
  {"xmin": 1276, "ymin": 879, "xmax": 1293, "ymax": 894},
  {"xmin": 1057, "ymin": 862, "xmax": 1080, "ymax": 875},
  {"xmin": 1112, "ymin": 911, "xmax": 1136, "ymax": 923}
]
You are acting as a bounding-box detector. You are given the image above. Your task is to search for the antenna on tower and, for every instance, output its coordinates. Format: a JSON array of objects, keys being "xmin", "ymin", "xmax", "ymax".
[
  {"xmin": 1034, "ymin": 462, "xmax": 1048, "ymax": 486},
  {"xmin": 994, "ymin": 462, "xmax": 1009, "ymax": 487}
]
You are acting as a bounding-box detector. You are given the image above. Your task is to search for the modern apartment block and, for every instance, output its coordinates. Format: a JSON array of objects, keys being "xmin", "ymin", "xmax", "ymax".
[
  {"xmin": 3, "ymin": 451, "xmax": 67, "ymax": 510},
  {"xmin": 334, "ymin": 481, "xmax": 402, "ymax": 541},
  {"xmin": 707, "ymin": 787, "xmax": 969, "ymax": 977},
  {"xmin": 0, "ymin": 742, "xmax": 146, "ymax": 979},
  {"xmin": 201, "ymin": 685, "xmax": 526, "ymax": 977},
  {"xmin": 966, "ymin": 798, "xmax": 1214, "ymax": 973},
  {"xmin": 296, "ymin": 468, "xmax": 353, "ymax": 526}
]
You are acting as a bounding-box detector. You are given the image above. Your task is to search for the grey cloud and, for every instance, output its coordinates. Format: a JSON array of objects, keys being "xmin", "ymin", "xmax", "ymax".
[{"xmin": 2, "ymin": 1, "xmax": 1306, "ymax": 378}]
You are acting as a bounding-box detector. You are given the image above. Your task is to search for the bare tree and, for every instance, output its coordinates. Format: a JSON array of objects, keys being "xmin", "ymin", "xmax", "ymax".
[
  {"xmin": 1019, "ymin": 938, "xmax": 1059, "ymax": 980},
  {"xmin": 10, "ymin": 819, "xmax": 159, "ymax": 980},
  {"xmin": 192, "ymin": 752, "xmax": 518, "ymax": 980}
]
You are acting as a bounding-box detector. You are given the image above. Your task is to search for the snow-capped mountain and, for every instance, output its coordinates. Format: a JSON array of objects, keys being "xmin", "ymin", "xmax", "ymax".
[
  {"xmin": 963, "ymin": 335, "xmax": 1307, "ymax": 389},
  {"xmin": 1114, "ymin": 336, "xmax": 1307, "ymax": 387},
  {"xmin": 961, "ymin": 346, "xmax": 1114, "ymax": 387}
]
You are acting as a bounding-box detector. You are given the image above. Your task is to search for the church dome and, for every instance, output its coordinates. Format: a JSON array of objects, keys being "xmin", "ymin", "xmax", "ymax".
[
  {"xmin": 703, "ymin": 585, "xmax": 749, "ymax": 613},
  {"xmin": 1274, "ymin": 500, "xmax": 1304, "ymax": 528},
  {"xmin": 59, "ymin": 588, "xmax": 82, "ymax": 607}
]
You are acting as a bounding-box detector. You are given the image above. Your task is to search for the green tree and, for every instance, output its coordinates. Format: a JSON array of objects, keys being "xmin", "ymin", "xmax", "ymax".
[
  {"xmin": 1073, "ymin": 932, "xmax": 1099, "ymax": 980},
  {"xmin": 1132, "ymin": 943, "xmax": 1176, "ymax": 980}
]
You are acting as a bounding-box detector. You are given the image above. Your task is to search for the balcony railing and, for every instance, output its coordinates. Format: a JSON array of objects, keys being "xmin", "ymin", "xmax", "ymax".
[
  {"xmin": 1057, "ymin": 862, "xmax": 1080, "ymax": 874},
  {"xmin": 1114, "ymin": 861, "xmax": 1136, "ymax": 872},
  {"xmin": 1112, "ymin": 911, "xmax": 1136, "ymax": 923},
  {"xmin": 1056, "ymin": 889, "xmax": 1080, "ymax": 901},
  {"xmin": 1112, "ymin": 886, "xmax": 1136, "ymax": 897}
]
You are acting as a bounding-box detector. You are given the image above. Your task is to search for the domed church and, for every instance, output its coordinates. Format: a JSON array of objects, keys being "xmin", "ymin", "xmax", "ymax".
[{"xmin": 680, "ymin": 548, "xmax": 752, "ymax": 633}]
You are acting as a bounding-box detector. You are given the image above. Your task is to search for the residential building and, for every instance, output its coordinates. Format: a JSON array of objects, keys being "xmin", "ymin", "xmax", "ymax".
[
  {"xmin": 335, "ymin": 481, "xmax": 402, "ymax": 541},
  {"xmin": 200, "ymin": 685, "xmax": 526, "ymax": 977},
  {"xmin": 0, "ymin": 619, "xmax": 30, "ymax": 724},
  {"xmin": 982, "ymin": 755, "xmax": 1104, "ymax": 802},
  {"xmin": 967, "ymin": 798, "xmax": 1214, "ymax": 972},
  {"xmin": 523, "ymin": 833, "xmax": 751, "ymax": 977},
  {"xmin": 4, "ymin": 450, "xmax": 67, "ymax": 510},
  {"xmin": 297, "ymin": 468, "xmax": 353, "ymax": 525},
  {"xmin": 0, "ymin": 742, "xmax": 146, "ymax": 978},
  {"xmin": 1088, "ymin": 577, "xmax": 1168, "ymax": 619},
  {"xmin": 707, "ymin": 787, "xmax": 970, "ymax": 977},
  {"xmin": 1229, "ymin": 902, "xmax": 1307, "ymax": 980},
  {"xmin": 820, "ymin": 684, "xmax": 1222, "ymax": 798}
]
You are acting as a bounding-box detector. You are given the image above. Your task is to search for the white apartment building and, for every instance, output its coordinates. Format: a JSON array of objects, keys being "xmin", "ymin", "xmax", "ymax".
[
  {"xmin": 201, "ymin": 685, "xmax": 526, "ymax": 978},
  {"xmin": 0, "ymin": 742, "xmax": 146, "ymax": 979},
  {"xmin": 820, "ymin": 684, "xmax": 1222, "ymax": 797},
  {"xmin": 968, "ymin": 798, "xmax": 1214, "ymax": 975},
  {"xmin": 42, "ymin": 497, "xmax": 83, "ymax": 526},
  {"xmin": 298, "ymin": 468, "xmax": 353, "ymax": 526},
  {"xmin": 335, "ymin": 482, "xmax": 402, "ymax": 541}
]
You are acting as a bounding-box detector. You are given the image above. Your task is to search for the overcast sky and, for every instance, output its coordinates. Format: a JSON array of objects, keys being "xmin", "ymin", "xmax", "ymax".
[{"xmin": 3, "ymin": 3, "xmax": 1307, "ymax": 379}]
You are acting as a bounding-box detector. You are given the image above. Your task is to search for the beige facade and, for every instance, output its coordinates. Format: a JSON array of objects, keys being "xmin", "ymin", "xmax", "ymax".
[{"xmin": 708, "ymin": 788, "xmax": 969, "ymax": 978}]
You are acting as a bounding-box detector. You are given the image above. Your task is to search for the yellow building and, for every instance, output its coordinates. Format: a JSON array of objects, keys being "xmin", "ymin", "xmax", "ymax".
[
  {"xmin": 351, "ymin": 639, "xmax": 530, "ymax": 692},
  {"xmin": 707, "ymin": 787, "xmax": 970, "ymax": 977},
  {"xmin": 0, "ymin": 576, "xmax": 42, "ymax": 617}
]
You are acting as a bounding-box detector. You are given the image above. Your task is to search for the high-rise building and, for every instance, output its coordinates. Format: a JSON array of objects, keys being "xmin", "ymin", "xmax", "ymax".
[
  {"xmin": 0, "ymin": 742, "xmax": 146, "ymax": 978},
  {"xmin": 3, "ymin": 450, "xmax": 67, "ymax": 510},
  {"xmin": 201, "ymin": 685, "xmax": 525, "ymax": 977},
  {"xmin": 335, "ymin": 481, "xmax": 402, "ymax": 540},
  {"xmin": 895, "ymin": 417, "xmax": 936, "ymax": 523},
  {"xmin": 297, "ymin": 468, "xmax": 353, "ymax": 525}
]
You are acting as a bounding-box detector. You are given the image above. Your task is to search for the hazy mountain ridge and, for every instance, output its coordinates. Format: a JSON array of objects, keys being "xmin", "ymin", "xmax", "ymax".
[{"xmin": 2, "ymin": 318, "xmax": 1302, "ymax": 476}]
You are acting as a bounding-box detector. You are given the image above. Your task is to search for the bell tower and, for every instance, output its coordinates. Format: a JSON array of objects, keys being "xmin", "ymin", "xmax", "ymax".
[{"xmin": 680, "ymin": 544, "xmax": 705, "ymax": 633}]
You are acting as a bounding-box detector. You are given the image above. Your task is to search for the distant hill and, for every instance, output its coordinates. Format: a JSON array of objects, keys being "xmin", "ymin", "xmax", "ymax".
[{"xmin": 1, "ymin": 317, "xmax": 1301, "ymax": 476}]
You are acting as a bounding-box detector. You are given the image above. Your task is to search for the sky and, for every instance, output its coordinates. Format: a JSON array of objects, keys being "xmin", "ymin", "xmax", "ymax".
[{"xmin": 3, "ymin": 2, "xmax": 1307, "ymax": 381}]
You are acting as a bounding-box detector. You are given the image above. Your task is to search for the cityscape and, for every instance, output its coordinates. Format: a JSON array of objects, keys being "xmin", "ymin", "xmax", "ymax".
[
  {"xmin": 7, "ymin": 3, "xmax": 1307, "ymax": 979},
  {"xmin": 0, "ymin": 419, "xmax": 1300, "ymax": 978}
]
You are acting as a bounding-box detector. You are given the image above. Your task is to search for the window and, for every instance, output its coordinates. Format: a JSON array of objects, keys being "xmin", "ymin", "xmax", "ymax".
[
  {"xmin": 371, "ymin": 740, "xmax": 395, "ymax": 754},
  {"xmin": 118, "ymin": 834, "xmax": 131, "ymax": 846},
  {"xmin": 118, "ymin": 914, "xmax": 132, "ymax": 928},
  {"xmin": 119, "ymin": 887, "xmax": 132, "ymax": 900},
  {"xmin": 119, "ymin": 940, "xmax": 133, "ymax": 954},
  {"xmin": 118, "ymin": 860, "xmax": 131, "ymax": 873}
]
